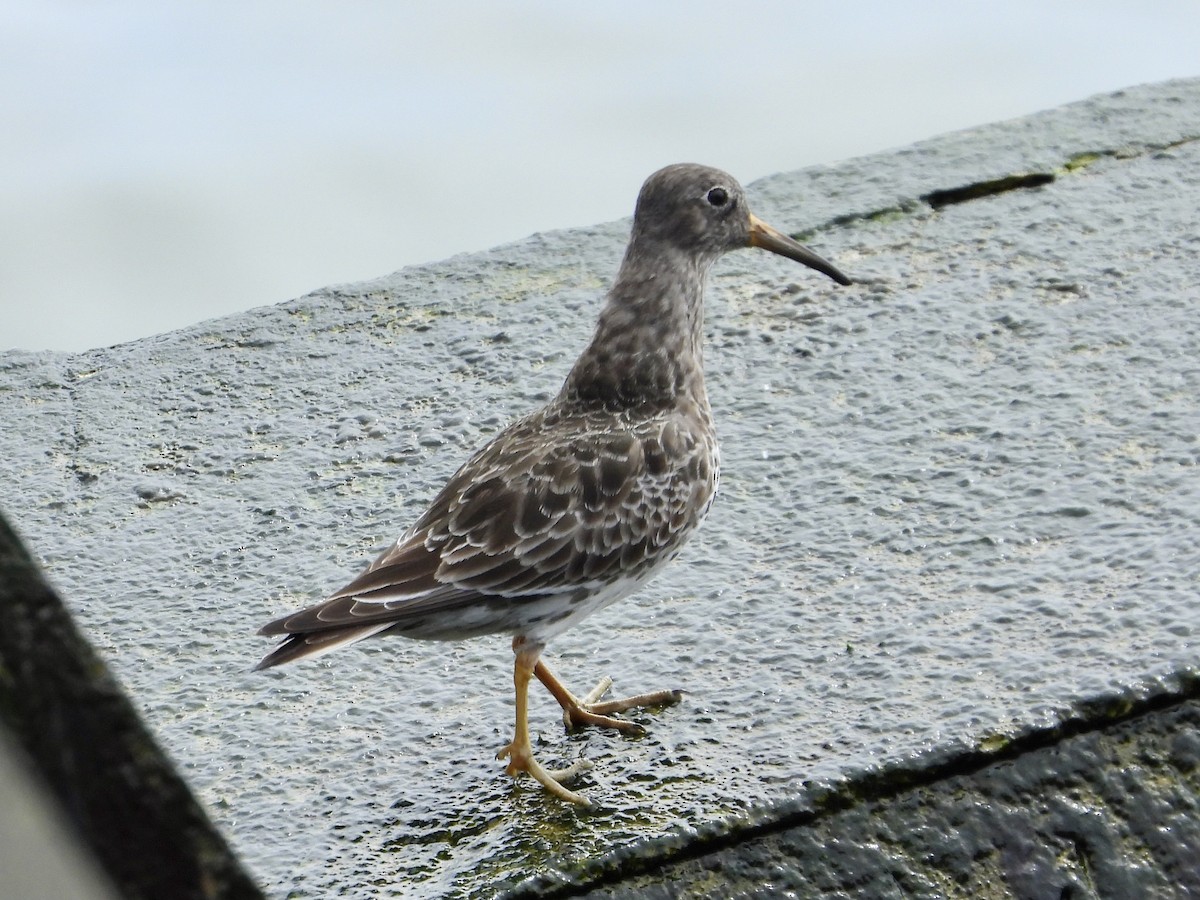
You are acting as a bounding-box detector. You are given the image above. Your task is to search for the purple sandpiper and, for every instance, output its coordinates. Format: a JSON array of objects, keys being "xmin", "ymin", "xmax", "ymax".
[{"xmin": 257, "ymin": 163, "xmax": 850, "ymax": 805}]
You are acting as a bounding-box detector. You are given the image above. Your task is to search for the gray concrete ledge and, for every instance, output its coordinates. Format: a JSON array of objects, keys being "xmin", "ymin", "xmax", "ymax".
[{"xmin": 1, "ymin": 78, "xmax": 1199, "ymax": 897}]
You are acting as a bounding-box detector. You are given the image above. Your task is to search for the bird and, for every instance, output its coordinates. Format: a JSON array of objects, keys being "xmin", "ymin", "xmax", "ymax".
[{"xmin": 256, "ymin": 163, "xmax": 851, "ymax": 806}]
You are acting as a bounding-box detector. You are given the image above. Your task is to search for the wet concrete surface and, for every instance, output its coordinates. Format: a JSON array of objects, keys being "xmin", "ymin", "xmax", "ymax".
[{"xmin": 1, "ymin": 78, "xmax": 1198, "ymax": 897}]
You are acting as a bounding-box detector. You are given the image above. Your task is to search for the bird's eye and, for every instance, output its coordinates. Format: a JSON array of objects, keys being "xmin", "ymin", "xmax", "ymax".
[{"xmin": 706, "ymin": 187, "xmax": 729, "ymax": 207}]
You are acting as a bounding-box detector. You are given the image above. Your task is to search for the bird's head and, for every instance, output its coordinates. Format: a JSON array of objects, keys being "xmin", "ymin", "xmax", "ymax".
[{"xmin": 631, "ymin": 163, "xmax": 851, "ymax": 285}]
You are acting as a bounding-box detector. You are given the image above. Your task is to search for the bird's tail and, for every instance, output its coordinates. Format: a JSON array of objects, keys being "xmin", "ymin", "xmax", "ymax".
[{"xmin": 254, "ymin": 622, "xmax": 393, "ymax": 671}]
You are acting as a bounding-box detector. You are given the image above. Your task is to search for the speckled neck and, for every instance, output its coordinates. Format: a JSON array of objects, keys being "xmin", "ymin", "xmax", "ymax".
[{"xmin": 561, "ymin": 239, "xmax": 715, "ymax": 411}]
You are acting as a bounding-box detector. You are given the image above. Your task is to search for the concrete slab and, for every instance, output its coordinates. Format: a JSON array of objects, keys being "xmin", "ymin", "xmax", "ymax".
[{"xmin": 1, "ymin": 77, "xmax": 1198, "ymax": 897}]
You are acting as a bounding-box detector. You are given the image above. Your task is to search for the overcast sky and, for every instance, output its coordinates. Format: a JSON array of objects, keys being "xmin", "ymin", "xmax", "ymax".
[{"xmin": 3, "ymin": 2, "xmax": 1198, "ymax": 352}]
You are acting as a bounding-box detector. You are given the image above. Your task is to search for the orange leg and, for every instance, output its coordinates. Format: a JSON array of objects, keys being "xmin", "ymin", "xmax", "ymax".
[
  {"xmin": 496, "ymin": 638, "xmax": 593, "ymax": 806},
  {"xmin": 533, "ymin": 658, "xmax": 683, "ymax": 735}
]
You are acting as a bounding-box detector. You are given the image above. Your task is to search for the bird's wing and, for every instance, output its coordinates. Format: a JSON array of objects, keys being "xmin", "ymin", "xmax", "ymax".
[{"xmin": 258, "ymin": 407, "xmax": 715, "ymax": 639}]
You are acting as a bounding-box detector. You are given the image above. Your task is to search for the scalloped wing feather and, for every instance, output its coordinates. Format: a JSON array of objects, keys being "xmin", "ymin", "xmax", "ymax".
[{"xmin": 256, "ymin": 404, "xmax": 717, "ymax": 664}]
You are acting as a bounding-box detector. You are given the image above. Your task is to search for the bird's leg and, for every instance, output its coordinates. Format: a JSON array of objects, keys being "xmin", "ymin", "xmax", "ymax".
[
  {"xmin": 496, "ymin": 638, "xmax": 593, "ymax": 806},
  {"xmin": 534, "ymin": 658, "xmax": 683, "ymax": 736}
]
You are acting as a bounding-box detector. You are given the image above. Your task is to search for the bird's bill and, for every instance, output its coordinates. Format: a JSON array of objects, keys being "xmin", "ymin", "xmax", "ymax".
[{"xmin": 748, "ymin": 214, "xmax": 851, "ymax": 286}]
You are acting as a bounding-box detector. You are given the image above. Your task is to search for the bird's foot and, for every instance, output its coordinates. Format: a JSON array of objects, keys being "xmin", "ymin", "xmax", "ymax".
[
  {"xmin": 559, "ymin": 676, "xmax": 684, "ymax": 735},
  {"xmin": 496, "ymin": 741, "xmax": 593, "ymax": 806}
]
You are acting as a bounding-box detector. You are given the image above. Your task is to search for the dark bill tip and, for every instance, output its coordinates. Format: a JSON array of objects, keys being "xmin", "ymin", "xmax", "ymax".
[{"xmin": 748, "ymin": 214, "xmax": 852, "ymax": 286}]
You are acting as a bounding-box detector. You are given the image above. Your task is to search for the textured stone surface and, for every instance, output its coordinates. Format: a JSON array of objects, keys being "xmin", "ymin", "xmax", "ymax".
[{"xmin": 1, "ymin": 78, "xmax": 1198, "ymax": 898}]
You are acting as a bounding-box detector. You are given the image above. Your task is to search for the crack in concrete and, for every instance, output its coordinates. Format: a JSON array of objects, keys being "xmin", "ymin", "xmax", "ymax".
[
  {"xmin": 795, "ymin": 134, "xmax": 1200, "ymax": 240},
  {"xmin": 922, "ymin": 172, "xmax": 1056, "ymax": 209}
]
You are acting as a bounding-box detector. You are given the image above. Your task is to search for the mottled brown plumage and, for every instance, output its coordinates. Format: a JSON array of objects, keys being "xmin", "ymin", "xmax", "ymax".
[{"xmin": 257, "ymin": 163, "xmax": 850, "ymax": 805}]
